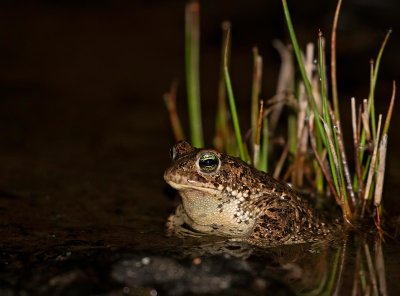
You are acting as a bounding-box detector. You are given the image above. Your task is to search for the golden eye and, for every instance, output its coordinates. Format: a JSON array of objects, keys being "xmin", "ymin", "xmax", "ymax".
[{"xmin": 198, "ymin": 152, "xmax": 220, "ymax": 173}]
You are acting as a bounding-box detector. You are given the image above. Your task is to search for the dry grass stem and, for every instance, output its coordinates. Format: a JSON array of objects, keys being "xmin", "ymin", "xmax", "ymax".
[
  {"xmin": 383, "ymin": 80, "xmax": 396, "ymax": 135},
  {"xmin": 251, "ymin": 47, "xmax": 263, "ymax": 144},
  {"xmin": 294, "ymin": 120, "xmax": 308, "ymax": 187},
  {"xmin": 304, "ymin": 43, "xmax": 315, "ymax": 78},
  {"xmin": 273, "ymin": 144, "xmax": 289, "ymax": 180},
  {"xmin": 270, "ymin": 40, "xmax": 294, "ymax": 135},
  {"xmin": 374, "ymin": 134, "xmax": 387, "ymax": 207},
  {"xmin": 364, "ymin": 115, "xmax": 382, "ymax": 201},
  {"xmin": 368, "ymin": 60, "xmax": 377, "ymax": 141},
  {"xmin": 266, "ymin": 92, "xmax": 298, "ymax": 110},
  {"xmin": 331, "ymin": 109, "xmax": 356, "ymax": 207},
  {"xmin": 312, "ymin": 75, "xmax": 322, "ymax": 112},
  {"xmin": 361, "ymin": 99, "xmax": 371, "ymax": 142},
  {"xmin": 164, "ymin": 82, "xmax": 185, "ymax": 141},
  {"xmin": 297, "ymin": 43, "xmax": 314, "ymax": 140},
  {"xmin": 253, "ymin": 100, "xmax": 264, "ymax": 166}
]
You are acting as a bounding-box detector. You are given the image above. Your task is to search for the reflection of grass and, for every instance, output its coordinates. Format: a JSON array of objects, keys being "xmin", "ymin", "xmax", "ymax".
[
  {"xmin": 301, "ymin": 235, "xmax": 388, "ymax": 295},
  {"xmin": 164, "ymin": 0, "xmax": 395, "ymax": 229}
]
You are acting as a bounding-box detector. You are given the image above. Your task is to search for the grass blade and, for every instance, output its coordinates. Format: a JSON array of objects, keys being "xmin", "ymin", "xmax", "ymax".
[
  {"xmin": 185, "ymin": 0, "xmax": 203, "ymax": 147},
  {"xmin": 270, "ymin": 40, "xmax": 294, "ymax": 136},
  {"xmin": 259, "ymin": 114, "xmax": 269, "ymax": 172},
  {"xmin": 374, "ymin": 134, "xmax": 387, "ymax": 207},
  {"xmin": 363, "ymin": 114, "xmax": 383, "ymax": 201},
  {"xmin": 368, "ymin": 30, "xmax": 392, "ymax": 137},
  {"xmin": 273, "ymin": 144, "xmax": 289, "ymax": 180},
  {"xmin": 332, "ymin": 110, "xmax": 356, "ymax": 207},
  {"xmin": 330, "ymin": 0, "xmax": 343, "ymax": 121},
  {"xmin": 163, "ymin": 81, "xmax": 185, "ymax": 141},
  {"xmin": 214, "ymin": 21, "xmax": 232, "ymax": 152},
  {"xmin": 224, "ymin": 28, "xmax": 247, "ymax": 161},
  {"xmin": 253, "ymin": 100, "xmax": 264, "ymax": 168},
  {"xmin": 383, "ymin": 80, "xmax": 396, "ymax": 136},
  {"xmin": 251, "ymin": 47, "xmax": 263, "ymax": 146},
  {"xmin": 351, "ymin": 97, "xmax": 363, "ymax": 199}
]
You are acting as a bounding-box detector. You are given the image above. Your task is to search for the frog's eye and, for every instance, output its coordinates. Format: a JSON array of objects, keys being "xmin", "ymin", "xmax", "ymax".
[{"xmin": 197, "ymin": 152, "xmax": 220, "ymax": 173}]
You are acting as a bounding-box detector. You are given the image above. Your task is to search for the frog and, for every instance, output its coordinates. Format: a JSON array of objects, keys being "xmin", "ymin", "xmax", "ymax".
[{"xmin": 164, "ymin": 140, "xmax": 334, "ymax": 247}]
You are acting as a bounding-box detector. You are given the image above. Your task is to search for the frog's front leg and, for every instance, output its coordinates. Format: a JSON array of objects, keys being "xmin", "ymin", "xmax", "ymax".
[
  {"xmin": 166, "ymin": 204, "xmax": 216, "ymax": 238},
  {"xmin": 166, "ymin": 204, "xmax": 186, "ymax": 237}
]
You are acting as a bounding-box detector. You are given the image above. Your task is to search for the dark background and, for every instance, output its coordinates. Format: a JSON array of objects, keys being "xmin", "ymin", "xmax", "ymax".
[{"xmin": 0, "ymin": 0, "xmax": 399, "ymax": 252}]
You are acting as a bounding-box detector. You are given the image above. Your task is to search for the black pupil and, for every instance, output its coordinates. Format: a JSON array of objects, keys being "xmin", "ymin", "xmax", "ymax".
[{"xmin": 199, "ymin": 154, "xmax": 219, "ymax": 172}]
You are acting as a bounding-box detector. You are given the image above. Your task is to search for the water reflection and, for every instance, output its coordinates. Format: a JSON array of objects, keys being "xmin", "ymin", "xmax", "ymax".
[
  {"xmin": 274, "ymin": 234, "xmax": 389, "ymax": 295},
  {"xmin": 266, "ymin": 234, "xmax": 388, "ymax": 295},
  {"xmin": 112, "ymin": 233, "xmax": 389, "ymax": 295},
  {"xmin": 348, "ymin": 235, "xmax": 387, "ymax": 296}
]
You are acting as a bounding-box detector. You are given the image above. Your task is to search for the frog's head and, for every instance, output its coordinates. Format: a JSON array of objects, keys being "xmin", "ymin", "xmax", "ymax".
[{"xmin": 164, "ymin": 141, "xmax": 256, "ymax": 204}]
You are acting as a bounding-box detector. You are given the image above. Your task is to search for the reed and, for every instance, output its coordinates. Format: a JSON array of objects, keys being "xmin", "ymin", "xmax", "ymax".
[{"xmin": 185, "ymin": 0, "xmax": 203, "ymax": 147}]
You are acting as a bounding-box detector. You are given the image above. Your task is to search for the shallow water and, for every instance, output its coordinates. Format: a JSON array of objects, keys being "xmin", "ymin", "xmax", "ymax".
[{"xmin": 0, "ymin": 1, "xmax": 399, "ymax": 295}]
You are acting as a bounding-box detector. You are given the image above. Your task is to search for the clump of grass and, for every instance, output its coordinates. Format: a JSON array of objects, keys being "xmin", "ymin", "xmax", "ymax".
[{"xmin": 164, "ymin": 0, "xmax": 396, "ymax": 230}]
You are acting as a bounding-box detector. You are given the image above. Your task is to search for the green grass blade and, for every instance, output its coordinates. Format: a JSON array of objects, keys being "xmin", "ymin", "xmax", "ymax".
[
  {"xmin": 185, "ymin": 1, "xmax": 203, "ymax": 147},
  {"xmin": 224, "ymin": 28, "xmax": 248, "ymax": 161},
  {"xmin": 368, "ymin": 29, "xmax": 392, "ymax": 140},
  {"xmin": 281, "ymin": 0, "xmax": 315, "ymax": 111},
  {"xmin": 359, "ymin": 30, "xmax": 392, "ymax": 159},
  {"xmin": 214, "ymin": 21, "xmax": 231, "ymax": 152},
  {"xmin": 330, "ymin": 0, "xmax": 343, "ymax": 121}
]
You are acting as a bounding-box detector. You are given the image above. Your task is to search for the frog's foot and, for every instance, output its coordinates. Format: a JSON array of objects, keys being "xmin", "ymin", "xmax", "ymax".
[
  {"xmin": 173, "ymin": 223, "xmax": 206, "ymax": 238},
  {"xmin": 166, "ymin": 204, "xmax": 206, "ymax": 238},
  {"xmin": 166, "ymin": 214, "xmax": 201, "ymax": 238}
]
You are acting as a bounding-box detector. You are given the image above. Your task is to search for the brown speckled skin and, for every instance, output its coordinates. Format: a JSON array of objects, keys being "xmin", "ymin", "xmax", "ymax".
[{"xmin": 164, "ymin": 141, "xmax": 332, "ymax": 246}]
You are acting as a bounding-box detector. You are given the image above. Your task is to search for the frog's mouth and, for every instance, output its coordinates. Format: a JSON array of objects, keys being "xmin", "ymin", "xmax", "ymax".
[{"xmin": 165, "ymin": 180, "xmax": 219, "ymax": 196}]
